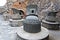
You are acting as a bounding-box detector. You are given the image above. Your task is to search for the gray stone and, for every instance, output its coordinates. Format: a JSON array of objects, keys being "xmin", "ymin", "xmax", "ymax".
[
  {"xmin": 42, "ymin": 20, "xmax": 60, "ymax": 30},
  {"xmin": 23, "ymin": 16, "xmax": 41, "ymax": 33},
  {"xmin": 26, "ymin": 4, "xmax": 38, "ymax": 16},
  {"xmin": 42, "ymin": 11, "xmax": 60, "ymax": 30},
  {"xmin": 45, "ymin": 12, "xmax": 58, "ymax": 22}
]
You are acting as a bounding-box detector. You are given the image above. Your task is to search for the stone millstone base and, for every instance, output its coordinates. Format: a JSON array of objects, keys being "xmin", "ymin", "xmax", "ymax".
[
  {"xmin": 42, "ymin": 20, "xmax": 60, "ymax": 30},
  {"xmin": 17, "ymin": 35, "xmax": 49, "ymax": 40},
  {"xmin": 17, "ymin": 26, "xmax": 49, "ymax": 40}
]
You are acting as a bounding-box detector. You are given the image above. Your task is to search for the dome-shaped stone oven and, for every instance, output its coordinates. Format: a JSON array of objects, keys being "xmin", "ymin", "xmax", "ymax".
[
  {"xmin": 17, "ymin": 4, "xmax": 49, "ymax": 40},
  {"xmin": 42, "ymin": 11, "xmax": 60, "ymax": 30}
]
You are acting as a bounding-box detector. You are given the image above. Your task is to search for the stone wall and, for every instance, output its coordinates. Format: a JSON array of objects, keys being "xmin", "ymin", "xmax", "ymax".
[
  {"xmin": 0, "ymin": 0, "xmax": 60, "ymax": 20},
  {"xmin": 28, "ymin": 0, "xmax": 60, "ymax": 20}
]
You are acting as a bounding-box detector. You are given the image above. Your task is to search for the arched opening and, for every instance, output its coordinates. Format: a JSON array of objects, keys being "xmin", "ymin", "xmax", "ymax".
[
  {"xmin": 19, "ymin": 10, "xmax": 26, "ymax": 18},
  {"xmin": 31, "ymin": 10, "xmax": 34, "ymax": 13}
]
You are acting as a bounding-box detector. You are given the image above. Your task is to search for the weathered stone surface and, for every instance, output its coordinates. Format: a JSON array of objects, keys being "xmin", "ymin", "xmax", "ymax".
[{"xmin": 0, "ymin": 0, "xmax": 60, "ymax": 21}]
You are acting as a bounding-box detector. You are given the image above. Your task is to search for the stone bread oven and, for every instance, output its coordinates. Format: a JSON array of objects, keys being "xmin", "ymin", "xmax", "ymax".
[
  {"xmin": 17, "ymin": 4, "xmax": 49, "ymax": 40},
  {"xmin": 42, "ymin": 11, "xmax": 60, "ymax": 30},
  {"xmin": 9, "ymin": 0, "xmax": 29, "ymax": 27}
]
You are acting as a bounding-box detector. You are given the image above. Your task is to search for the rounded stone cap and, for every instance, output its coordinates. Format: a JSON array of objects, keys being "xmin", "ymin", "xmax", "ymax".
[
  {"xmin": 23, "ymin": 16, "xmax": 41, "ymax": 33},
  {"xmin": 45, "ymin": 11, "xmax": 58, "ymax": 22}
]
